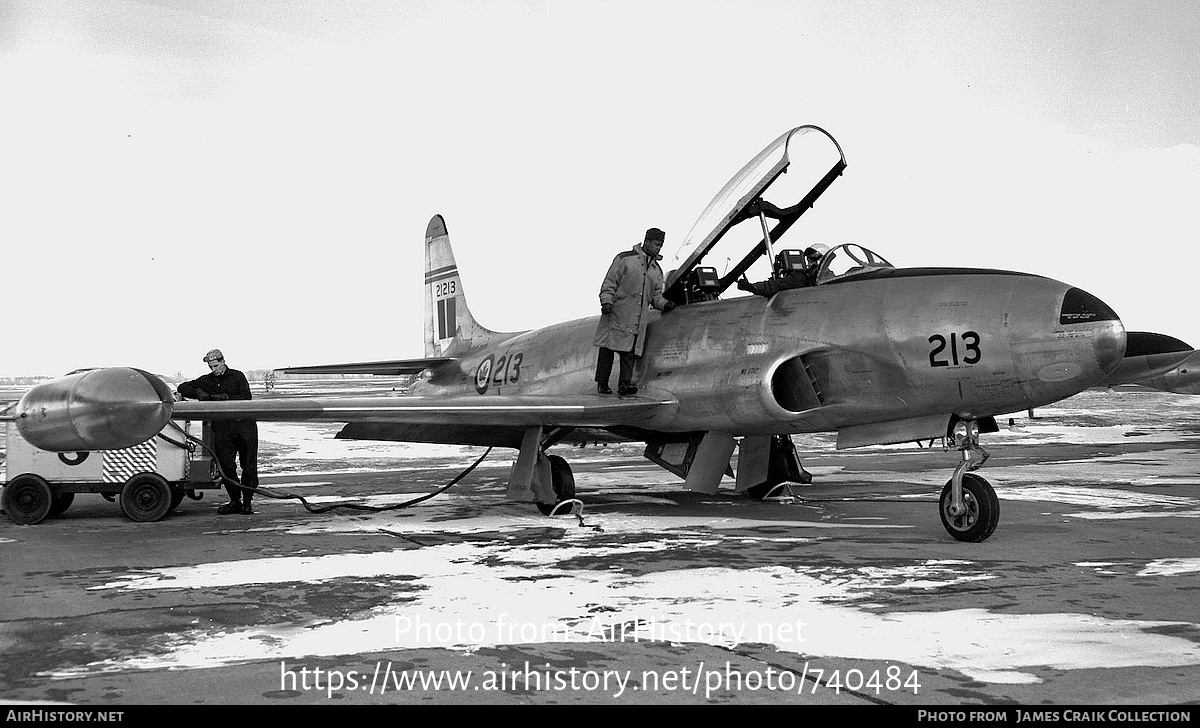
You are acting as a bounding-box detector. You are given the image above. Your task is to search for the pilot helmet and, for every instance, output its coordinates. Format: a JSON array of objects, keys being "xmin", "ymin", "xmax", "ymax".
[{"xmin": 804, "ymin": 243, "xmax": 829, "ymax": 262}]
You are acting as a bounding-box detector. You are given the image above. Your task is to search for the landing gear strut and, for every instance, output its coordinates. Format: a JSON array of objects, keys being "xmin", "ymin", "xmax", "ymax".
[
  {"xmin": 939, "ymin": 419, "xmax": 999, "ymax": 542},
  {"xmin": 745, "ymin": 434, "xmax": 812, "ymax": 500}
]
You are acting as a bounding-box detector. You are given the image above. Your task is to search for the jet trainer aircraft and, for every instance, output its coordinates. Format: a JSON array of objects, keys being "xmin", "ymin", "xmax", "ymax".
[
  {"xmin": 13, "ymin": 125, "xmax": 1129, "ymax": 542},
  {"xmin": 1096, "ymin": 331, "xmax": 1200, "ymax": 394}
]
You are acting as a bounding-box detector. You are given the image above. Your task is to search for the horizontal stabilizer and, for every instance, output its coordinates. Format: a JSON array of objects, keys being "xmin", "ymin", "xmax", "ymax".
[{"xmin": 274, "ymin": 358, "xmax": 455, "ymax": 376}]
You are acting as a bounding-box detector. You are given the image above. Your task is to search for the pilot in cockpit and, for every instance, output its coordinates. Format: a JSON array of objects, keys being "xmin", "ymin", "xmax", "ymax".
[{"xmin": 737, "ymin": 243, "xmax": 828, "ymax": 297}]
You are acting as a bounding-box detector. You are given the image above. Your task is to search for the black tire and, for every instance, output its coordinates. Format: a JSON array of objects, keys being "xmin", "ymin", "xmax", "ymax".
[
  {"xmin": 939, "ymin": 472, "xmax": 999, "ymax": 542},
  {"xmin": 3, "ymin": 474, "xmax": 54, "ymax": 525},
  {"xmin": 48, "ymin": 492, "xmax": 75, "ymax": 518},
  {"xmin": 536, "ymin": 454, "xmax": 576, "ymax": 516},
  {"xmin": 120, "ymin": 473, "xmax": 173, "ymax": 522},
  {"xmin": 167, "ymin": 487, "xmax": 186, "ymax": 513}
]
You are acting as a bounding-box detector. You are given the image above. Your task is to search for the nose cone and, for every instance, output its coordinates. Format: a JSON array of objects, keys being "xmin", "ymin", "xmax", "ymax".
[
  {"xmin": 15, "ymin": 367, "xmax": 175, "ymax": 452},
  {"xmin": 1058, "ymin": 287, "xmax": 1126, "ymax": 380},
  {"xmin": 1093, "ymin": 318, "xmax": 1127, "ymax": 380}
]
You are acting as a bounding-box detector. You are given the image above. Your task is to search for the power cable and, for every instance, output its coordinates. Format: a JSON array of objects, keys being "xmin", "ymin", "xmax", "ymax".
[{"xmin": 176, "ymin": 424, "xmax": 493, "ymax": 514}]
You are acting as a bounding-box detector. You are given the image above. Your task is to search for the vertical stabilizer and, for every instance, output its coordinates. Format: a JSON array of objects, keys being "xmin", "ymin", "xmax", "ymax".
[{"xmin": 424, "ymin": 215, "xmax": 514, "ymax": 356}]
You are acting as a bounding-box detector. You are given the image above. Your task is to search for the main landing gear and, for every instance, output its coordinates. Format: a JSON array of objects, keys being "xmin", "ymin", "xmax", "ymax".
[
  {"xmin": 536, "ymin": 454, "xmax": 577, "ymax": 515},
  {"xmin": 939, "ymin": 419, "xmax": 999, "ymax": 542},
  {"xmin": 507, "ymin": 426, "xmax": 578, "ymax": 516}
]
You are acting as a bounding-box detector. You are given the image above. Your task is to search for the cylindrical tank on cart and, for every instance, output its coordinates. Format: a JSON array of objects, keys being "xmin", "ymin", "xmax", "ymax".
[{"xmin": 14, "ymin": 368, "xmax": 174, "ymax": 452}]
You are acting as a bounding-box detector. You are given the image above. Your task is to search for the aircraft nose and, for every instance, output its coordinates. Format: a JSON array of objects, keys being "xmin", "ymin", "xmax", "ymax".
[{"xmin": 1059, "ymin": 286, "xmax": 1126, "ymax": 378}]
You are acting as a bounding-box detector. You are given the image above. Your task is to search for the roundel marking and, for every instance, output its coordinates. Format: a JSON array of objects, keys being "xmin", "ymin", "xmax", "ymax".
[
  {"xmin": 474, "ymin": 356, "xmax": 495, "ymax": 394},
  {"xmin": 59, "ymin": 452, "xmax": 90, "ymax": 466}
]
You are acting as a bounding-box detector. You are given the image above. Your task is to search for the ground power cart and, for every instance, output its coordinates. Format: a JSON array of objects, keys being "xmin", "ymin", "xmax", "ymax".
[{"xmin": 1, "ymin": 420, "xmax": 220, "ymax": 524}]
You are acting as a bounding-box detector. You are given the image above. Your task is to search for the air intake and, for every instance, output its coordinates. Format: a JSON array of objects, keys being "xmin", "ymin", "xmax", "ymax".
[{"xmin": 771, "ymin": 355, "xmax": 824, "ymax": 413}]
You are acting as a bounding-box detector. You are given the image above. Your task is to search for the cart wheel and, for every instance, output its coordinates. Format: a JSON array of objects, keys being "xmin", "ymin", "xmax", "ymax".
[
  {"xmin": 167, "ymin": 487, "xmax": 186, "ymax": 513},
  {"xmin": 48, "ymin": 492, "xmax": 75, "ymax": 518},
  {"xmin": 120, "ymin": 473, "xmax": 173, "ymax": 522},
  {"xmin": 3, "ymin": 474, "xmax": 54, "ymax": 525}
]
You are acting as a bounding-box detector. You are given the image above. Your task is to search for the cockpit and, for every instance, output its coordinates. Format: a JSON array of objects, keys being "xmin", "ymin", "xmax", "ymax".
[
  {"xmin": 680, "ymin": 242, "xmax": 894, "ymax": 301},
  {"xmin": 814, "ymin": 243, "xmax": 893, "ymax": 284},
  {"xmin": 662, "ymin": 125, "xmax": 894, "ymax": 302}
]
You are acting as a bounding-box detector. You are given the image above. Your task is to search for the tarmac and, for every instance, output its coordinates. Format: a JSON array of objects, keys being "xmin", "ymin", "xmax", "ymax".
[{"xmin": 1, "ymin": 387, "xmax": 1198, "ymax": 706}]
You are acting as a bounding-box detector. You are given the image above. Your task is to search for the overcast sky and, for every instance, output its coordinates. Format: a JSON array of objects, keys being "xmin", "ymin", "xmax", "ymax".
[{"xmin": 2, "ymin": 1, "xmax": 1197, "ymax": 378}]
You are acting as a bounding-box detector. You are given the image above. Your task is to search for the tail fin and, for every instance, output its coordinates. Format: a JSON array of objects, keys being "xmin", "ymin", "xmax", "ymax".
[{"xmin": 424, "ymin": 215, "xmax": 515, "ymax": 356}]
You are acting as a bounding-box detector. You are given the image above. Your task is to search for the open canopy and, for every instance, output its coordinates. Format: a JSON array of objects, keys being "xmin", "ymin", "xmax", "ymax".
[{"xmin": 663, "ymin": 125, "xmax": 848, "ymax": 301}]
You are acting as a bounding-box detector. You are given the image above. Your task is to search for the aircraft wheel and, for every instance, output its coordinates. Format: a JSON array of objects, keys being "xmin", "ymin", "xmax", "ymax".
[
  {"xmin": 48, "ymin": 492, "xmax": 76, "ymax": 518},
  {"xmin": 3, "ymin": 474, "xmax": 54, "ymax": 525},
  {"xmin": 120, "ymin": 473, "xmax": 173, "ymax": 522},
  {"xmin": 536, "ymin": 455, "xmax": 576, "ymax": 516},
  {"xmin": 939, "ymin": 473, "xmax": 999, "ymax": 542}
]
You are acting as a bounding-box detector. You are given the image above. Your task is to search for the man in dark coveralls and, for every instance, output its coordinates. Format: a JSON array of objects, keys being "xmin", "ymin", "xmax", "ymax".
[{"xmin": 177, "ymin": 348, "xmax": 259, "ymax": 515}]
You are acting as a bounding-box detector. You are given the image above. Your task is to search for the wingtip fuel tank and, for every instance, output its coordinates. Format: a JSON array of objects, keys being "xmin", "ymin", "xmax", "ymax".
[{"xmin": 13, "ymin": 367, "xmax": 175, "ymax": 452}]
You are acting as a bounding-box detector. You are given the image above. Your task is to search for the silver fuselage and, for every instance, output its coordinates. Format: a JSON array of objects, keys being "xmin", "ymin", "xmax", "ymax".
[{"xmin": 414, "ymin": 268, "xmax": 1125, "ymax": 440}]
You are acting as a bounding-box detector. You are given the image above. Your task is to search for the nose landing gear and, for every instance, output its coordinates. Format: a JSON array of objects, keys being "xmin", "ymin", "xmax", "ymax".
[{"xmin": 939, "ymin": 419, "xmax": 999, "ymax": 542}]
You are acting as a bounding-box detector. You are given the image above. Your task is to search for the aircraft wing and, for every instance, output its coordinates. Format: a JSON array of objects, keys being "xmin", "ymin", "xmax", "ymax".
[
  {"xmin": 11, "ymin": 367, "xmax": 675, "ymax": 452},
  {"xmin": 172, "ymin": 393, "xmax": 671, "ymax": 425},
  {"xmin": 274, "ymin": 358, "xmax": 454, "ymax": 376},
  {"xmin": 173, "ymin": 393, "xmax": 675, "ymax": 449}
]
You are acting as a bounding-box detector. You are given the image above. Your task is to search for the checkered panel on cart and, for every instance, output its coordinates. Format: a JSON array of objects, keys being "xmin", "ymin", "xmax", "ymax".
[{"xmin": 103, "ymin": 439, "xmax": 158, "ymax": 484}]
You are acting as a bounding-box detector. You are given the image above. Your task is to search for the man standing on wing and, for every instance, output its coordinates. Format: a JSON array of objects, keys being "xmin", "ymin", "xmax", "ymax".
[{"xmin": 594, "ymin": 227, "xmax": 676, "ymax": 396}]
